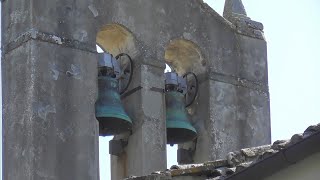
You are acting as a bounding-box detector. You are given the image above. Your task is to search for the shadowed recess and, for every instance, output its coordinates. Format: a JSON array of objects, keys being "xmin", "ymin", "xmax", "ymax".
[
  {"xmin": 165, "ymin": 39, "xmax": 206, "ymax": 75},
  {"xmin": 96, "ymin": 24, "xmax": 137, "ymax": 56}
]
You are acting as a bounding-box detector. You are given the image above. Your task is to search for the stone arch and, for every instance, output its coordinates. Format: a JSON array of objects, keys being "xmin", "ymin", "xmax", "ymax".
[
  {"xmin": 95, "ymin": 1, "xmax": 238, "ymax": 70},
  {"xmin": 164, "ymin": 39, "xmax": 206, "ymax": 76},
  {"xmin": 96, "ymin": 23, "xmax": 138, "ymax": 57}
]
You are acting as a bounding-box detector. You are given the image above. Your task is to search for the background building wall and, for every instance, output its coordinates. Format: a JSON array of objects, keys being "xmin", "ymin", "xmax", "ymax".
[{"xmin": 264, "ymin": 153, "xmax": 320, "ymax": 180}]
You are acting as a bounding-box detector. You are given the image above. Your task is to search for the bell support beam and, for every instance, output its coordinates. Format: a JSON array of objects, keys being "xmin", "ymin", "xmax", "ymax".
[
  {"xmin": 111, "ymin": 62, "xmax": 167, "ymax": 179},
  {"xmin": 2, "ymin": 1, "xmax": 99, "ymax": 180}
]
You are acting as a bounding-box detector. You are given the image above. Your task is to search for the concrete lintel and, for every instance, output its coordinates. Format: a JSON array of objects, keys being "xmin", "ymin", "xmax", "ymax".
[
  {"xmin": 3, "ymin": 29, "xmax": 96, "ymax": 55},
  {"xmin": 209, "ymin": 71, "xmax": 269, "ymax": 94},
  {"xmin": 197, "ymin": 72, "xmax": 268, "ymax": 93}
]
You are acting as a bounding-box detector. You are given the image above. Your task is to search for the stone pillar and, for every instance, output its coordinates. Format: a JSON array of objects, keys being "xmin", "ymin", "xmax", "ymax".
[
  {"xmin": 111, "ymin": 61, "xmax": 167, "ymax": 179},
  {"xmin": 2, "ymin": 1, "xmax": 99, "ymax": 180}
]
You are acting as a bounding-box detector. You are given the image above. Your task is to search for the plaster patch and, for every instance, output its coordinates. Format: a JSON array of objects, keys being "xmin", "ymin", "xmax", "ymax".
[
  {"xmin": 88, "ymin": 5, "xmax": 99, "ymax": 17},
  {"xmin": 73, "ymin": 30, "xmax": 88, "ymax": 42},
  {"xmin": 38, "ymin": 105, "xmax": 56, "ymax": 120},
  {"xmin": 51, "ymin": 35, "xmax": 62, "ymax": 45},
  {"xmin": 66, "ymin": 64, "xmax": 81, "ymax": 79},
  {"xmin": 30, "ymin": 29, "xmax": 37, "ymax": 39},
  {"xmin": 183, "ymin": 32, "xmax": 192, "ymax": 40},
  {"xmin": 63, "ymin": 122, "xmax": 76, "ymax": 137},
  {"xmin": 216, "ymin": 90, "xmax": 225, "ymax": 102},
  {"xmin": 158, "ymin": 8, "xmax": 166, "ymax": 15},
  {"xmin": 36, "ymin": 171, "xmax": 56, "ymax": 180},
  {"xmin": 49, "ymin": 63, "xmax": 60, "ymax": 80},
  {"xmin": 51, "ymin": 69, "xmax": 59, "ymax": 80},
  {"xmin": 10, "ymin": 10, "xmax": 27, "ymax": 24},
  {"xmin": 57, "ymin": 132, "xmax": 66, "ymax": 142}
]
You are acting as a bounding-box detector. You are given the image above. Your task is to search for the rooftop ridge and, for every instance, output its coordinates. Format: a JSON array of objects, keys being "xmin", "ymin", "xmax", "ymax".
[{"xmin": 125, "ymin": 123, "xmax": 320, "ymax": 180}]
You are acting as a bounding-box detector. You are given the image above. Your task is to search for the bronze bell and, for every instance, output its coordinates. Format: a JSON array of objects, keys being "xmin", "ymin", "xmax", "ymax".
[
  {"xmin": 165, "ymin": 72, "xmax": 197, "ymax": 145},
  {"xmin": 95, "ymin": 53, "xmax": 133, "ymax": 136}
]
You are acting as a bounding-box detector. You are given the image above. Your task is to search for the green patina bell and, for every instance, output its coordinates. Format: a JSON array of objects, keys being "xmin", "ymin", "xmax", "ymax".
[
  {"xmin": 95, "ymin": 52, "xmax": 133, "ymax": 136},
  {"xmin": 166, "ymin": 91, "xmax": 197, "ymax": 144},
  {"xmin": 95, "ymin": 76, "xmax": 132, "ymax": 136},
  {"xmin": 165, "ymin": 73, "xmax": 197, "ymax": 144}
]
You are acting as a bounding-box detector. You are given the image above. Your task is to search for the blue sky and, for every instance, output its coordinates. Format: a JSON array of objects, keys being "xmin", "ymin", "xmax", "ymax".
[{"xmin": 1, "ymin": 0, "xmax": 320, "ymax": 179}]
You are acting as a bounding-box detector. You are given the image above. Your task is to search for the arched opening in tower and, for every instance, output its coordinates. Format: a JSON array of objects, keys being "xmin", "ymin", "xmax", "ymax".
[
  {"xmin": 96, "ymin": 24, "xmax": 137, "ymax": 179},
  {"xmin": 164, "ymin": 39, "xmax": 205, "ymax": 167},
  {"xmin": 96, "ymin": 24, "xmax": 137, "ymax": 56},
  {"xmin": 165, "ymin": 39, "xmax": 205, "ymax": 75}
]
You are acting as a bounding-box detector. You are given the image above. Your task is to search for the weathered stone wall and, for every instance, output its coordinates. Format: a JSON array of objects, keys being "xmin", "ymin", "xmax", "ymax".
[
  {"xmin": 2, "ymin": 1, "xmax": 99, "ymax": 180},
  {"xmin": 92, "ymin": 0, "xmax": 270, "ymax": 166},
  {"xmin": 2, "ymin": 0, "xmax": 270, "ymax": 179}
]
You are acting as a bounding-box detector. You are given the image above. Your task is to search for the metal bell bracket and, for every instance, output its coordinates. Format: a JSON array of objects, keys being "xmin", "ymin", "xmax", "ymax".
[
  {"xmin": 115, "ymin": 53, "xmax": 133, "ymax": 95},
  {"xmin": 164, "ymin": 72, "xmax": 199, "ymax": 107},
  {"xmin": 165, "ymin": 72, "xmax": 187, "ymax": 94},
  {"xmin": 98, "ymin": 52, "xmax": 133, "ymax": 95},
  {"xmin": 183, "ymin": 72, "xmax": 199, "ymax": 107},
  {"xmin": 98, "ymin": 53, "xmax": 121, "ymax": 78}
]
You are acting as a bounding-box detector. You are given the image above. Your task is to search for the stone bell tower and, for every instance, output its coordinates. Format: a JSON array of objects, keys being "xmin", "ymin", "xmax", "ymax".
[{"xmin": 2, "ymin": 0, "xmax": 270, "ymax": 180}]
